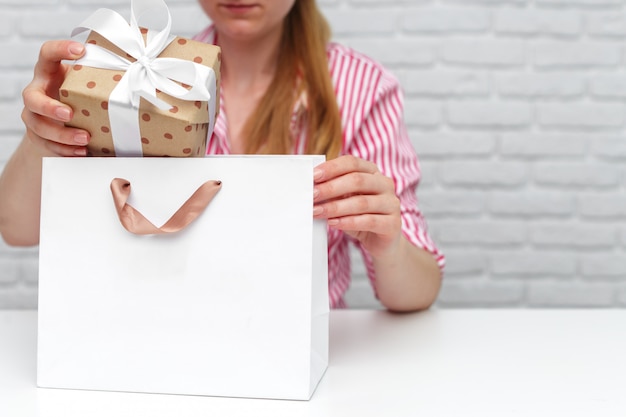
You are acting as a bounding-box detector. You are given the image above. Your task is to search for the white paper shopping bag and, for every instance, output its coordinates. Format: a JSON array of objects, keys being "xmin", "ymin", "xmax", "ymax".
[{"xmin": 37, "ymin": 156, "xmax": 329, "ymax": 401}]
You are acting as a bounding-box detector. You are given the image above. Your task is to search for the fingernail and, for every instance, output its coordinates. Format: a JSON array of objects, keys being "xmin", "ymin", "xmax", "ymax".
[
  {"xmin": 73, "ymin": 132, "xmax": 88, "ymax": 145},
  {"xmin": 55, "ymin": 107, "xmax": 71, "ymax": 121},
  {"xmin": 73, "ymin": 147, "xmax": 87, "ymax": 156},
  {"xmin": 313, "ymin": 187, "xmax": 320, "ymax": 200},
  {"xmin": 328, "ymin": 219, "xmax": 339, "ymax": 226},
  {"xmin": 69, "ymin": 43, "xmax": 85, "ymax": 56},
  {"xmin": 313, "ymin": 206, "xmax": 323, "ymax": 216},
  {"xmin": 313, "ymin": 168, "xmax": 323, "ymax": 180}
]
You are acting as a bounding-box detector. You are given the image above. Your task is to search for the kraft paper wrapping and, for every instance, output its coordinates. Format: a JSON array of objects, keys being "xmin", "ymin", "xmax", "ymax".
[{"xmin": 60, "ymin": 31, "xmax": 221, "ymax": 157}]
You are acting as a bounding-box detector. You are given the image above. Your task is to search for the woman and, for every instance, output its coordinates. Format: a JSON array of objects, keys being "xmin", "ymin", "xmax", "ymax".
[{"xmin": 0, "ymin": 0, "xmax": 443, "ymax": 312}]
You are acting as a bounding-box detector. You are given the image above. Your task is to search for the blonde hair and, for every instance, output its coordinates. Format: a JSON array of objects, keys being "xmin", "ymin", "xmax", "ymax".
[{"xmin": 242, "ymin": 0, "xmax": 342, "ymax": 159}]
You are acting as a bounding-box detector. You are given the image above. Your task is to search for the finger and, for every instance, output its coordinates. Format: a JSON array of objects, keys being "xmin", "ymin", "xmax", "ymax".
[
  {"xmin": 22, "ymin": 108, "xmax": 89, "ymax": 147},
  {"xmin": 25, "ymin": 40, "xmax": 85, "ymax": 122},
  {"xmin": 34, "ymin": 40, "xmax": 85, "ymax": 81},
  {"xmin": 22, "ymin": 84, "xmax": 74, "ymax": 124},
  {"xmin": 314, "ymin": 194, "xmax": 400, "ymax": 220},
  {"xmin": 314, "ymin": 155, "xmax": 378, "ymax": 183},
  {"xmin": 25, "ymin": 127, "xmax": 87, "ymax": 157},
  {"xmin": 314, "ymin": 171, "xmax": 394, "ymax": 203},
  {"xmin": 326, "ymin": 213, "xmax": 401, "ymax": 237}
]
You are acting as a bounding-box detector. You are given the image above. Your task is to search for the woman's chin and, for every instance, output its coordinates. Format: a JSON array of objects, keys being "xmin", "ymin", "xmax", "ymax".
[{"xmin": 217, "ymin": 22, "xmax": 277, "ymax": 44}]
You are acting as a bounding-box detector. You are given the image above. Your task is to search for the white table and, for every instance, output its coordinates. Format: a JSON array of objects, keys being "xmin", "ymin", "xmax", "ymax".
[{"xmin": 2, "ymin": 309, "xmax": 626, "ymax": 416}]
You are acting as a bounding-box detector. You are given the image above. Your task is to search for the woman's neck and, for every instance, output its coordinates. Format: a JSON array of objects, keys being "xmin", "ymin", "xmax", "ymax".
[
  {"xmin": 216, "ymin": 29, "xmax": 282, "ymax": 94},
  {"xmin": 214, "ymin": 26, "xmax": 285, "ymax": 153}
]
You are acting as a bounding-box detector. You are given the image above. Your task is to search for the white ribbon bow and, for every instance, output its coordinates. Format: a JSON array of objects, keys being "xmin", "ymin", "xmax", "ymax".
[{"xmin": 71, "ymin": 0, "xmax": 216, "ymax": 156}]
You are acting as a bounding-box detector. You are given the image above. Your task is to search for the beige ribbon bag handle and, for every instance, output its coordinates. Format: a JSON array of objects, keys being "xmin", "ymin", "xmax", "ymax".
[{"xmin": 110, "ymin": 178, "xmax": 222, "ymax": 235}]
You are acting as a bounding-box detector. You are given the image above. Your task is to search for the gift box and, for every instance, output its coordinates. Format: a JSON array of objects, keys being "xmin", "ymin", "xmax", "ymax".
[{"xmin": 59, "ymin": 0, "xmax": 220, "ymax": 157}]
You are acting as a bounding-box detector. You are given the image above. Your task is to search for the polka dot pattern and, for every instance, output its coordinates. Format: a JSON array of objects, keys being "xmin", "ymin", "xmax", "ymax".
[{"xmin": 57, "ymin": 31, "xmax": 220, "ymax": 158}]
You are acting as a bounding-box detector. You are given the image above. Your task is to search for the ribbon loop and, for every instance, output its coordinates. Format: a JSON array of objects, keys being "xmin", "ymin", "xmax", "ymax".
[
  {"xmin": 110, "ymin": 178, "xmax": 222, "ymax": 235},
  {"xmin": 70, "ymin": 0, "xmax": 216, "ymax": 157}
]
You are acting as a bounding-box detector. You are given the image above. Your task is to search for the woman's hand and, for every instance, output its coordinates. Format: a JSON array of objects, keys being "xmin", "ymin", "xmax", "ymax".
[
  {"xmin": 21, "ymin": 40, "xmax": 89, "ymax": 157},
  {"xmin": 313, "ymin": 155, "xmax": 402, "ymax": 261},
  {"xmin": 313, "ymin": 155, "xmax": 442, "ymax": 311}
]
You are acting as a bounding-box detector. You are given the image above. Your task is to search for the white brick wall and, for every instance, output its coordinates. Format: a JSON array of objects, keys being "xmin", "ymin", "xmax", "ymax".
[{"xmin": 2, "ymin": 0, "xmax": 626, "ymax": 309}]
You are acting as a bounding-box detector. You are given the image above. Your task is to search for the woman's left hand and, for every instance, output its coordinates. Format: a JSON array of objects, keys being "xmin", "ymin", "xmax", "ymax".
[{"xmin": 313, "ymin": 155, "xmax": 402, "ymax": 259}]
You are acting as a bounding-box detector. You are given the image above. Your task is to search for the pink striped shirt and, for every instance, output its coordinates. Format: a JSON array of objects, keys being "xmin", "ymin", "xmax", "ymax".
[{"xmin": 194, "ymin": 26, "xmax": 445, "ymax": 308}]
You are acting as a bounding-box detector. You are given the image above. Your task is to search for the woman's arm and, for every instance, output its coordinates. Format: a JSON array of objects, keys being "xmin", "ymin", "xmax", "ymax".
[
  {"xmin": 0, "ymin": 138, "xmax": 47, "ymax": 246},
  {"xmin": 0, "ymin": 40, "xmax": 88, "ymax": 246},
  {"xmin": 370, "ymin": 234, "xmax": 441, "ymax": 312}
]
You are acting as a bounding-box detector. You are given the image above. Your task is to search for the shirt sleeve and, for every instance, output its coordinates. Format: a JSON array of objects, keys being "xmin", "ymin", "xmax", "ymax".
[{"xmin": 342, "ymin": 65, "xmax": 445, "ymax": 294}]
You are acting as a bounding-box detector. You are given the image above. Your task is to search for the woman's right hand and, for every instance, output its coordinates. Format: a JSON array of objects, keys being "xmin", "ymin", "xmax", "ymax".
[{"xmin": 21, "ymin": 40, "xmax": 90, "ymax": 157}]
